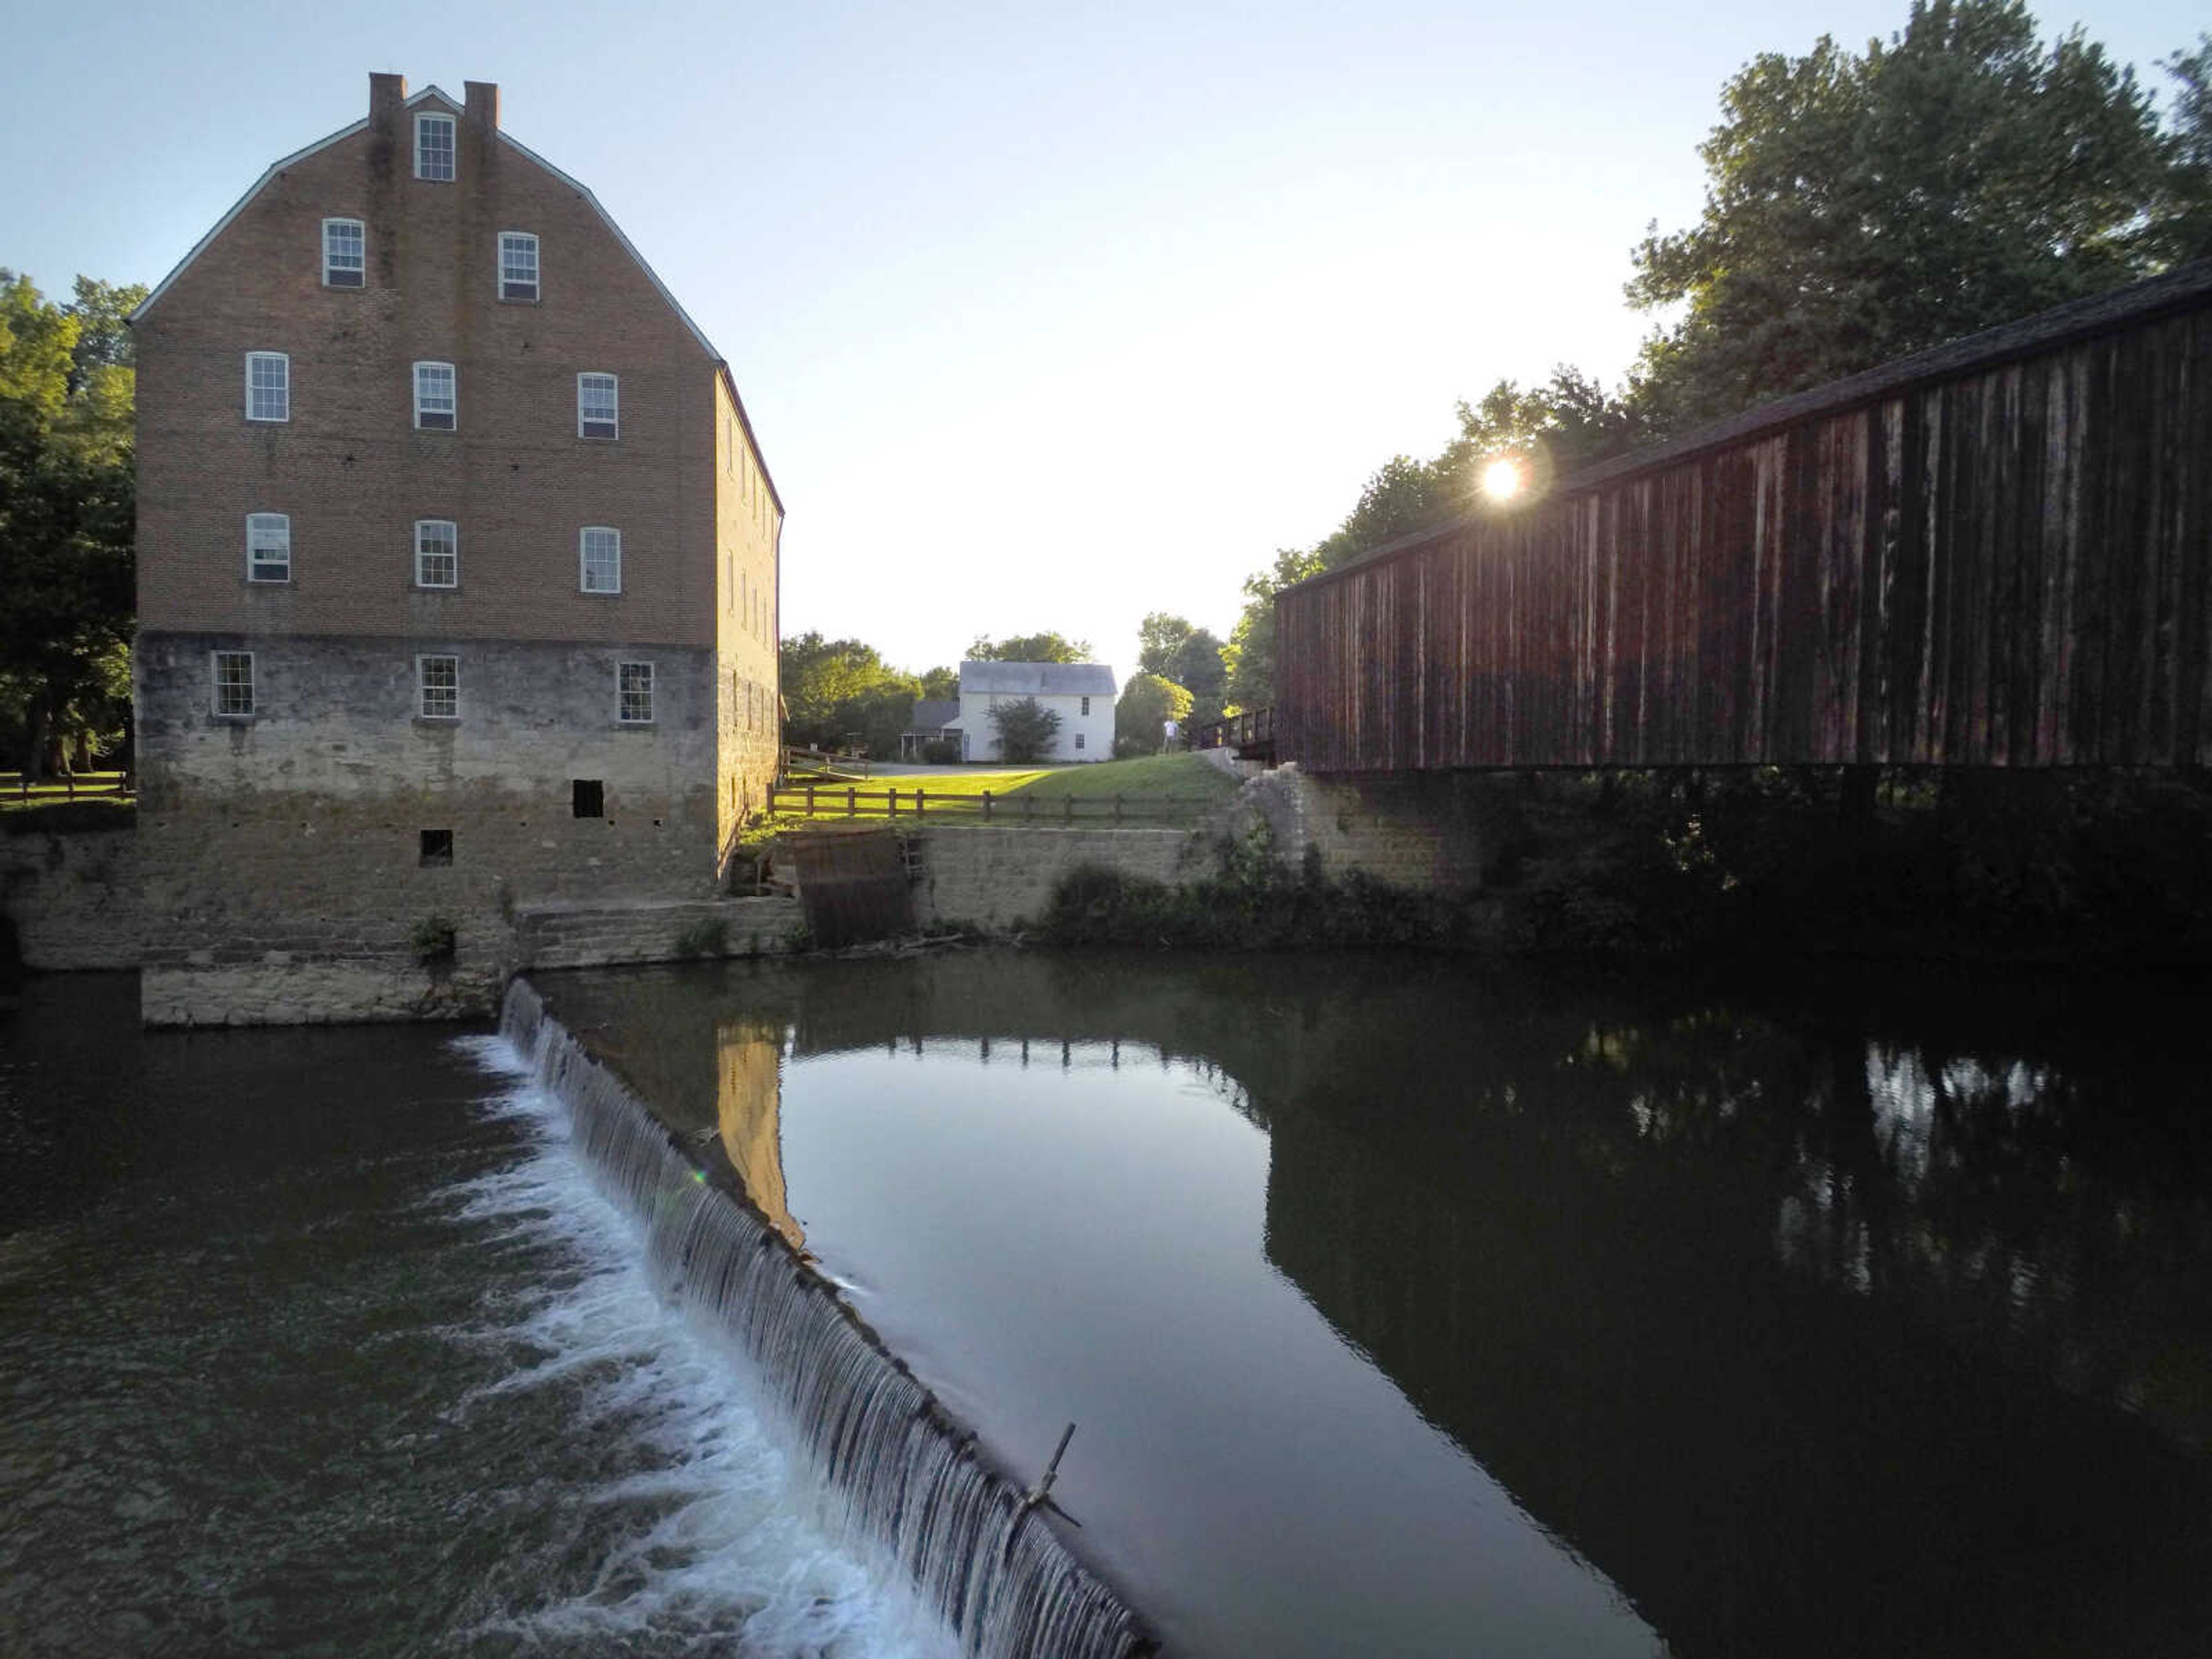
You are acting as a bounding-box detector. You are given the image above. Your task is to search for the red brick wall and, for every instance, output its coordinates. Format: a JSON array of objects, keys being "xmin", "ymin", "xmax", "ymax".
[{"xmin": 137, "ymin": 82, "xmax": 721, "ymax": 649}]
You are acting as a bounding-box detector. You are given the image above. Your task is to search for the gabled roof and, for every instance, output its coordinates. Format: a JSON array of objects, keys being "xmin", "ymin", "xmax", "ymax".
[
  {"xmin": 959, "ymin": 661, "xmax": 1118, "ymax": 697},
  {"xmin": 127, "ymin": 82, "xmax": 783, "ymax": 516},
  {"xmin": 906, "ymin": 699, "xmax": 961, "ymax": 731}
]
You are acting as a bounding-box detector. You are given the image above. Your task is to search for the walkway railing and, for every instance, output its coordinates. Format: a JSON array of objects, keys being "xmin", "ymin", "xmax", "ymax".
[{"xmin": 1191, "ymin": 707, "xmax": 1272, "ymax": 755}]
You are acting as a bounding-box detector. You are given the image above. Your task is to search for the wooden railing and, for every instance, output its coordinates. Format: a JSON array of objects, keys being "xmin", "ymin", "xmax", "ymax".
[
  {"xmin": 3, "ymin": 771, "xmax": 134, "ymax": 803},
  {"xmin": 1191, "ymin": 707, "xmax": 1272, "ymax": 753},
  {"xmin": 767, "ymin": 785, "xmax": 1211, "ymax": 823}
]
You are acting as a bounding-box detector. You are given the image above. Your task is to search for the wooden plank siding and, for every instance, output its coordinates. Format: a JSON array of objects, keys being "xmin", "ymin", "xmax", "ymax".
[{"xmin": 1275, "ymin": 265, "xmax": 2212, "ymax": 772}]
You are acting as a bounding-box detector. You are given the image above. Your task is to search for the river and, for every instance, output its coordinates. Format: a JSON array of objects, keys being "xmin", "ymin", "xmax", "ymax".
[{"xmin": 5, "ymin": 955, "xmax": 2209, "ymax": 1656}]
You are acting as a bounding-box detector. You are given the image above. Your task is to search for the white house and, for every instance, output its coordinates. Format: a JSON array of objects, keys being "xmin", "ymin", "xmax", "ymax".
[{"xmin": 946, "ymin": 661, "xmax": 1117, "ymax": 762}]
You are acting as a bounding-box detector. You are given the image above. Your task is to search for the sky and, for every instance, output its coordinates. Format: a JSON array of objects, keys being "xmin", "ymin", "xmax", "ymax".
[{"xmin": 4, "ymin": 0, "xmax": 2198, "ymax": 679}]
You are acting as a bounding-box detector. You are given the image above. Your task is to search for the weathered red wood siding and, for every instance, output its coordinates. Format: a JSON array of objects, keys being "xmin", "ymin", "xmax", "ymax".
[{"xmin": 1275, "ymin": 271, "xmax": 2212, "ymax": 772}]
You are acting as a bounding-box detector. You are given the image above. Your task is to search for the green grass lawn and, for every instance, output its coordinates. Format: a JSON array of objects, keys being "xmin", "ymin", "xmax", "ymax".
[
  {"xmin": 766, "ymin": 752, "xmax": 1240, "ymax": 825},
  {"xmin": 0, "ymin": 772, "xmax": 133, "ymax": 813}
]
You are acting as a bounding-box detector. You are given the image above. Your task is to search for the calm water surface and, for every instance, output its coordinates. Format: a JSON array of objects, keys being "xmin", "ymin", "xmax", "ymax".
[
  {"xmin": 540, "ymin": 950, "xmax": 2212, "ymax": 1659},
  {"xmin": 0, "ymin": 974, "xmax": 945, "ymax": 1658}
]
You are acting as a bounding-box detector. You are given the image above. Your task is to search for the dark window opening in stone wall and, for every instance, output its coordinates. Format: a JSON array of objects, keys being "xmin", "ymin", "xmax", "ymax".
[
  {"xmin": 419, "ymin": 828, "xmax": 453, "ymax": 867},
  {"xmin": 573, "ymin": 780, "xmax": 605, "ymax": 819}
]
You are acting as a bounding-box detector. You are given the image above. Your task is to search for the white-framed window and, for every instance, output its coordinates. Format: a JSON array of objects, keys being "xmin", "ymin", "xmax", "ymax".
[
  {"xmin": 577, "ymin": 372, "xmax": 619, "ymax": 440},
  {"xmin": 245, "ymin": 352, "xmax": 289, "ymax": 422},
  {"xmin": 1075, "ymin": 733, "xmax": 1086, "ymax": 750},
  {"xmin": 414, "ymin": 519, "xmax": 457, "ymax": 588},
  {"xmin": 322, "ymin": 218, "xmax": 365, "ymax": 287},
  {"xmin": 246, "ymin": 513, "xmax": 291, "ymax": 583},
  {"xmin": 1081, "ymin": 696, "xmax": 1090, "ymax": 715},
  {"xmin": 211, "ymin": 651, "xmax": 255, "ymax": 717},
  {"xmin": 413, "ymin": 361, "xmax": 456, "ymax": 430},
  {"xmin": 498, "ymin": 231, "xmax": 539, "ymax": 301},
  {"xmin": 418, "ymin": 654, "xmax": 459, "ymax": 720},
  {"xmin": 415, "ymin": 113, "xmax": 456, "ymax": 181},
  {"xmin": 580, "ymin": 526, "xmax": 622, "ymax": 593},
  {"xmin": 618, "ymin": 661, "xmax": 654, "ymax": 724}
]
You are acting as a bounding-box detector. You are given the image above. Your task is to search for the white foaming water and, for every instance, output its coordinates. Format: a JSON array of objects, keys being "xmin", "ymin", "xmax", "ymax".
[{"xmin": 443, "ymin": 1033, "xmax": 957, "ymax": 1659}]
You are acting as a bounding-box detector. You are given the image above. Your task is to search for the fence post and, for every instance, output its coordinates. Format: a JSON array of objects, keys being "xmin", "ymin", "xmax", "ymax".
[
  {"xmin": 917, "ymin": 787, "xmax": 926, "ymax": 819},
  {"xmin": 1026, "ymin": 794, "xmax": 1036, "ymax": 822},
  {"xmin": 847, "ymin": 786, "xmax": 856, "ymax": 819},
  {"xmin": 983, "ymin": 790, "xmax": 992, "ymax": 821},
  {"xmin": 1063, "ymin": 794, "xmax": 1073, "ymax": 824},
  {"xmin": 889, "ymin": 786, "xmax": 899, "ymax": 818},
  {"xmin": 807, "ymin": 784, "xmax": 816, "ymax": 816},
  {"xmin": 1113, "ymin": 793, "xmax": 1122, "ymax": 823}
]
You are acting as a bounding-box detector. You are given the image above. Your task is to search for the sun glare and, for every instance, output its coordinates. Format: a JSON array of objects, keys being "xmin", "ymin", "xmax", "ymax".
[{"xmin": 1481, "ymin": 457, "xmax": 1523, "ymax": 502}]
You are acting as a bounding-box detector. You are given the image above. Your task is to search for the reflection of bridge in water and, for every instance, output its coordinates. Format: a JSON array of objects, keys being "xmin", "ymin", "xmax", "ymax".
[
  {"xmin": 1263, "ymin": 262, "xmax": 2212, "ymax": 777},
  {"xmin": 542, "ymin": 955, "xmax": 2212, "ymax": 1657}
]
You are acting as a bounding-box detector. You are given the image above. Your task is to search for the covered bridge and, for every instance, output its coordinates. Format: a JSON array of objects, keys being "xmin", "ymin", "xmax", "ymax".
[{"xmin": 1272, "ymin": 260, "xmax": 2212, "ymax": 774}]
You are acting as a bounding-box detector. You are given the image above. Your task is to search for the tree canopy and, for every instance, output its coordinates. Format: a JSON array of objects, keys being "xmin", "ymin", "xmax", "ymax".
[
  {"xmin": 1136, "ymin": 612, "xmax": 1229, "ymax": 725},
  {"xmin": 967, "ymin": 631, "xmax": 1092, "ymax": 664},
  {"xmin": 778, "ymin": 632, "xmax": 922, "ymax": 756},
  {"xmin": 1626, "ymin": 1, "xmax": 2203, "ymax": 429},
  {"xmin": 1115, "ymin": 671, "xmax": 1194, "ymax": 753},
  {"xmin": 0, "ymin": 271, "xmax": 143, "ymax": 775}
]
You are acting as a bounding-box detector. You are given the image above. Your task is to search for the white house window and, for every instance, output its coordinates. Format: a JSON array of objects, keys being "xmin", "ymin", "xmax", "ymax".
[
  {"xmin": 1081, "ymin": 696, "xmax": 1091, "ymax": 715},
  {"xmin": 580, "ymin": 527, "xmax": 622, "ymax": 593},
  {"xmin": 415, "ymin": 113, "xmax": 456, "ymax": 181},
  {"xmin": 415, "ymin": 520, "xmax": 457, "ymax": 588},
  {"xmin": 323, "ymin": 218, "xmax": 365, "ymax": 287},
  {"xmin": 418, "ymin": 654, "xmax": 459, "ymax": 719},
  {"xmin": 245, "ymin": 352, "xmax": 289, "ymax": 422},
  {"xmin": 246, "ymin": 513, "xmax": 290, "ymax": 582},
  {"xmin": 211, "ymin": 652, "xmax": 254, "ymax": 717},
  {"xmin": 1075, "ymin": 733, "xmax": 1086, "ymax": 750},
  {"xmin": 498, "ymin": 232, "xmax": 539, "ymax": 301},
  {"xmin": 413, "ymin": 361, "xmax": 456, "ymax": 430},
  {"xmin": 618, "ymin": 661, "xmax": 654, "ymax": 724},
  {"xmin": 577, "ymin": 372, "xmax": 619, "ymax": 440}
]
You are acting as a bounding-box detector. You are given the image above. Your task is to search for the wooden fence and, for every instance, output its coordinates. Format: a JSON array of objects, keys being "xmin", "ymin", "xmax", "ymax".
[
  {"xmin": 767, "ymin": 785, "xmax": 1210, "ymax": 823},
  {"xmin": 3, "ymin": 772, "xmax": 134, "ymax": 803},
  {"xmin": 1274, "ymin": 260, "xmax": 2212, "ymax": 772}
]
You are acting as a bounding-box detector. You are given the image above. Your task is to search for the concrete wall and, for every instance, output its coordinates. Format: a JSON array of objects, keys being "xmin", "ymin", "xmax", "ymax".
[
  {"xmin": 516, "ymin": 895, "xmax": 801, "ymax": 969},
  {"xmin": 0, "ymin": 823, "xmax": 141, "ymax": 970},
  {"xmin": 910, "ymin": 824, "xmax": 1211, "ymax": 930}
]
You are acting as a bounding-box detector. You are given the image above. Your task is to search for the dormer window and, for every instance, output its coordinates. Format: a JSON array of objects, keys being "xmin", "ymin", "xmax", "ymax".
[
  {"xmin": 577, "ymin": 373, "xmax": 619, "ymax": 440},
  {"xmin": 415, "ymin": 113, "xmax": 456, "ymax": 181},
  {"xmin": 322, "ymin": 219, "xmax": 365, "ymax": 287},
  {"xmin": 413, "ymin": 361, "xmax": 456, "ymax": 430},
  {"xmin": 499, "ymin": 232, "xmax": 539, "ymax": 301}
]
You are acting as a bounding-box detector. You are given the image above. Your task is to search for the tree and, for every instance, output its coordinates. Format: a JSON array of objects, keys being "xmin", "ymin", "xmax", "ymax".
[
  {"xmin": 777, "ymin": 632, "xmax": 921, "ymax": 755},
  {"xmin": 967, "ymin": 631, "xmax": 1090, "ymax": 664},
  {"xmin": 988, "ymin": 696, "xmax": 1061, "ymax": 763},
  {"xmin": 1137, "ymin": 612, "xmax": 1230, "ymax": 725},
  {"xmin": 919, "ymin": 664, "xmax": 960, "ymax": 699},
  {"xmin": 1624, "ymin": 1, "xmax": 2200, "ymax": 431},
  {"xmin": 2161, "ymin": 36, "xmax": 2212, "ymax": 262},
  {"xmin": 0, "ymin": 272, "xmax": 137, "ymax": 777},
  {"xmin": 1115, "ymin": 672, "xmax": 1193, "ymax": 753}
]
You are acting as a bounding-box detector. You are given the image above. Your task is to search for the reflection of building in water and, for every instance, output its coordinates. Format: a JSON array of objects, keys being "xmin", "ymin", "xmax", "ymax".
[{"xmin": 717, "ymin": 1014, "xmax": 802, "ymax": 1251}]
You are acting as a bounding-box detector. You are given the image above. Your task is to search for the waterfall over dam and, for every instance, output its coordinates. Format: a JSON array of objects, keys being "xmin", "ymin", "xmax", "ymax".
[{"xmin": 499, "ymin": 979, "xmax": 1152, "ymax": 1659}]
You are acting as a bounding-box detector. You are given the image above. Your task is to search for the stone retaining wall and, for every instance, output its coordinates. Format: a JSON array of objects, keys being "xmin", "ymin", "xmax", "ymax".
[
  {"xmin": 1224, "ymin": 764, "xmax": 1489, "ymax": 891},
  {"xmin": 910, "ymin": 824, "xmax": 1214, "ymax": 931},
  {"xmin": 1, "ymin": 821, "xmax": 142, "ymax": 970},
  {"xmin": 516, "ymin": 895, "xmax": 802, "ymax": 969}
]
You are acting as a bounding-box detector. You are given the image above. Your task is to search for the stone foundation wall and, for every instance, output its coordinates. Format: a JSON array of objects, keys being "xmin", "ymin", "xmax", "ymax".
[
  {"xmin": 1224, "ymin": 764, "xmax": 1489, "ymax": 891},
  {"xmin": 0, "ymin": 821, "xmax": 142, "ymax": 970},
  {"xmin": 516, "ymin": 896, "xmax": 802, "ymax": 969},
  {"xmin": 911, "ymin": 825, "xmax": 1213, "ymax": 931}
]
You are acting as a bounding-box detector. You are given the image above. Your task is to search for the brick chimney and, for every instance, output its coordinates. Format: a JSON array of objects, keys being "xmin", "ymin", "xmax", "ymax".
[
  {"xmin": 369, "ymin": 71, "xmax": 407, "ymax": 139},
  {"xmin": 464, "ymin": 80, "xmax": 501, "ymax": 136}
]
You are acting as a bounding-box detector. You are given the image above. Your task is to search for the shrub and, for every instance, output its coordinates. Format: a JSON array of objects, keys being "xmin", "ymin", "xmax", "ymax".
[
  {"xmin": 674, "ymin": 915, "xmax": 729, "ymax": 958},
  {"xmin": 409, "ymin": 914, "xmax": 457, "ymax": 964}
]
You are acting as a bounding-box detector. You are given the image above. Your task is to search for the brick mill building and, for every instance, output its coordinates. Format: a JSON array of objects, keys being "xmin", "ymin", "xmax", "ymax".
[{"xmin": 131, "ymin": 75, "xmax": 783, "ymax": 1022}]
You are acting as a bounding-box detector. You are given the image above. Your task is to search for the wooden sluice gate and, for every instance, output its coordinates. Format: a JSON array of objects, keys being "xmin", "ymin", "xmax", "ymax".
[{"xmin": 785, "ymin": 826, "xmax": 914, "ymax": 946}]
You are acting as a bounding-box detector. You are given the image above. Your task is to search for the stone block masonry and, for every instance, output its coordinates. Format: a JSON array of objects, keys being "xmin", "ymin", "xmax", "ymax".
[
  {"xmin": 910, "ymin": 825, "xmax": 1215, "ymax": 931},
  {"xmin": 1, "ymin": 821, "xmax": 141, "ymax": 971},
  {"xmin": 1224, "ymin": 764, "xmax": 1489, "ymax": 892}
]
